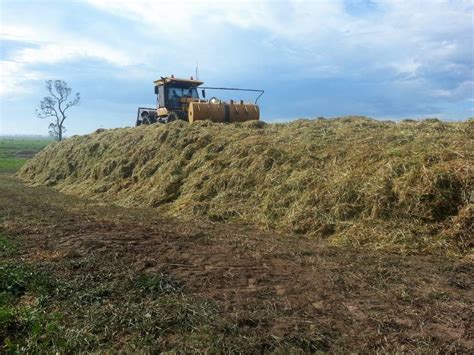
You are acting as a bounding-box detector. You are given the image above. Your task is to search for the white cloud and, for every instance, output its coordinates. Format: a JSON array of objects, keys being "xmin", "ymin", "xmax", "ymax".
[
  {"xmin": 11, "ymin": 41, "xmax": 134, "ymax": 67},
  {"xmin": 83, "ymin": 0, "xmax": 473, "ymax": 78},
  {"xmin": 0, "ymin": 61, "xmax": 42, "ymax": 96},
  {"xmin": 84, "ymin": 0, "xmax": 345, "ymax": 40},
  {"xmin": 432, "ymin": 80, "xmax": 474, "ymax": 100},
  {"xmin": 0, "ymin": 22, "xmax": 136, "ymax": 96},
  {"xmin": 0, "ymin": 25, "xmax": 40, "ymax": 42},
  {"xmin": 388, "ymin": 59, "xmax": 422, "ymax": 78}
]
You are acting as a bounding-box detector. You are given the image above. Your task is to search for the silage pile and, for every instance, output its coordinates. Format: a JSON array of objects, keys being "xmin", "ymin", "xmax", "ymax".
[{"xmin": 18, "ymin": 117, "xmax": 473, "ymax": 254}]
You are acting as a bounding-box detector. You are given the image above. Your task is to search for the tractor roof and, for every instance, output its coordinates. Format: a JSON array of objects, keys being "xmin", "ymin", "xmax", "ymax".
[{"xmin": 154, "ymin": 77, "xmax": 204, "ymax": 87}]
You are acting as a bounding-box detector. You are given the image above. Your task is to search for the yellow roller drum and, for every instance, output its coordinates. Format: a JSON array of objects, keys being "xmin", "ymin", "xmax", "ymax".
[
  {"xmin": 228, "ymin": 101, "xmax": 260, "ymax": 122},
  {"xmin": 188, "ymin": 101, "xmax": 259, "ymax": 123}
]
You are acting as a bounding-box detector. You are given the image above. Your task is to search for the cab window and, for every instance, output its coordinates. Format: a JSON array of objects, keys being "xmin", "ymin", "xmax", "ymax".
[{"xmin": 166, "ymin": 86, "xmax": 198, "ymax": 108}]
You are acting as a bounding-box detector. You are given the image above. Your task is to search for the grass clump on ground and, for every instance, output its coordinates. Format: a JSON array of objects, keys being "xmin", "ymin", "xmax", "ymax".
[{"xmin": 18, "ymin": 117, "xmax": 473, "ymax": 254}]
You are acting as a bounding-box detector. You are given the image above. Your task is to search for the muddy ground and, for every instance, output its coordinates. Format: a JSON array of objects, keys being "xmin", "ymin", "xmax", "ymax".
[{"xmin": 1, "ymin": 171, "xmax": 473, "ymax": 352}]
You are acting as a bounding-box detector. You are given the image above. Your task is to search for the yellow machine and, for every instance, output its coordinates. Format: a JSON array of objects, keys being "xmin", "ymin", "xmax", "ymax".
[{"xmin": 136, "ymin": 76, "xmax": 263, "ymax": 125}]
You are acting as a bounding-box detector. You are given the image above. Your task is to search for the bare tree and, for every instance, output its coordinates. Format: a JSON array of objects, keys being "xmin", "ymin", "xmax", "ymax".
[{"xmin": 36, "ymin": 80, "xmax": 80, "ymax": 141}]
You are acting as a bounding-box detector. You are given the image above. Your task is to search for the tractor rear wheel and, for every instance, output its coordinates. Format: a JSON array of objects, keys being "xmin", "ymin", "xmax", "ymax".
[{"xmin": 167, "ymin": 112, "xmax": 178, "ymax": 122}]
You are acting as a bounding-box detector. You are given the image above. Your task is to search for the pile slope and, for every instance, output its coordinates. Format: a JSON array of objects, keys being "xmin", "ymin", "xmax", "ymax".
[{"xmin": 18, "ymin": 117, "xmax": 473, "ymax": 254}]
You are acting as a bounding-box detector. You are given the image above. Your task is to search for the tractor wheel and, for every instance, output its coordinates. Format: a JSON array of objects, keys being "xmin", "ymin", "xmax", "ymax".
[
  {"xmin": 140, "ymin": 111, "xmax": 151, "ymax": 125},
  {"xmin": 167, "ymin": 113, "xmax": 178, "ymax": 123}
]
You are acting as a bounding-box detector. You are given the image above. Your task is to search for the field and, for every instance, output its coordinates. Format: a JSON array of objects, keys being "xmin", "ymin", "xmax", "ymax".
[
  {"xmin": 1, "ymin": 121, "xmax": 473, "ymax": 353},
  {"xmin": 0, "ymin": 138, "xmax": 52, "ymax": 173}
]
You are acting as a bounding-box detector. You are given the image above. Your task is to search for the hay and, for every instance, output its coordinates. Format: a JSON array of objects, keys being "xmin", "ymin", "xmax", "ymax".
[{"xmin": 18, "ymin": 117, "xmax": 474, "ymax": 254}]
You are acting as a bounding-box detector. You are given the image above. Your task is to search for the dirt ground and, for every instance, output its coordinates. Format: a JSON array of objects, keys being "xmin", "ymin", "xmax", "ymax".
[{"xmin": 1, "ymin": 172, "xmax": 473, "ymax": 352}]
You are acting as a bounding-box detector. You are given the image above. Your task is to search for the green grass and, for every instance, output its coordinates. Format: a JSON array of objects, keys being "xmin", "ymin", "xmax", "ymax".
[
  {"xmin": 0, "ymin": 236, "xmax": 66, "ymax": 353},
  {"xmin": 0, "ymin": 233, "xmax": 220, "ymax": 352},
  {"xmin": 0, "ymin": 158, "xmax": 27, "ymax": 173},
  {"xmin": 132, "ymin": 272, "xmax": 184, "ymax": 295},
  {"xmin": 0, "ymin": 138, "xmax": 52, "ymax": 173},
  {"xmin": 0, "ymin": 231, "xmax": 310, "ymax": 353},
  {"xmin": 0, "ymin": 234, "xmax": 16, "ymax": 257},
  {"xmin": 0, "ymin": 138, "xmax": 52, "ymax": 155}
]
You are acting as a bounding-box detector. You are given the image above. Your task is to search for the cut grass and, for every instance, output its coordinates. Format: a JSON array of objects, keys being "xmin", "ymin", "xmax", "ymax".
[
  {"xmin": 132, "ymin": 272, "xmax": 184, "ymax": 295},
  {"xmin": 18, "ymin": 117, "xmax": 474, "ymax": 254}
]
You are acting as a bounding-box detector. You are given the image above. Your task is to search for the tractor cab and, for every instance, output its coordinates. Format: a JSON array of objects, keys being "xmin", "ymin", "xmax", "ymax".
[
  {"xmin": 136, "ymin": 76, "xmax": 204, "ymax": 125},
  {"xmin": 154, "ymin": 76, "xmax": 203, "ymax": 110}
]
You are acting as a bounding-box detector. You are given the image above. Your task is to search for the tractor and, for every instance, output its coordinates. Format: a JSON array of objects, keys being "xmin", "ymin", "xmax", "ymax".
[{"xmin": 136, "ymin": 75, "xmax": 263, "ymax": 125}]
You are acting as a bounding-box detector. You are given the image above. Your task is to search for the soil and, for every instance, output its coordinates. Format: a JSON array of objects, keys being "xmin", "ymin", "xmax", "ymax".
[{"xmin": 1, "ymin": 173, "xmax": 473, "ymax": 352}]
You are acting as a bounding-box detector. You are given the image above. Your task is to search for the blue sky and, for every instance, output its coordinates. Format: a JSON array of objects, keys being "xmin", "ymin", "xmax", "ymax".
[{"xmin": 1, "ymin": 0, "xmax": 473, "ymax": 135}]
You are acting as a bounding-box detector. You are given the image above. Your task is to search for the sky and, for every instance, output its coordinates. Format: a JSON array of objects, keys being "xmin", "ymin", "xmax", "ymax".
[{"xmin": 0, "ymin": 0, "xmax": 473, "ymax": 136}]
